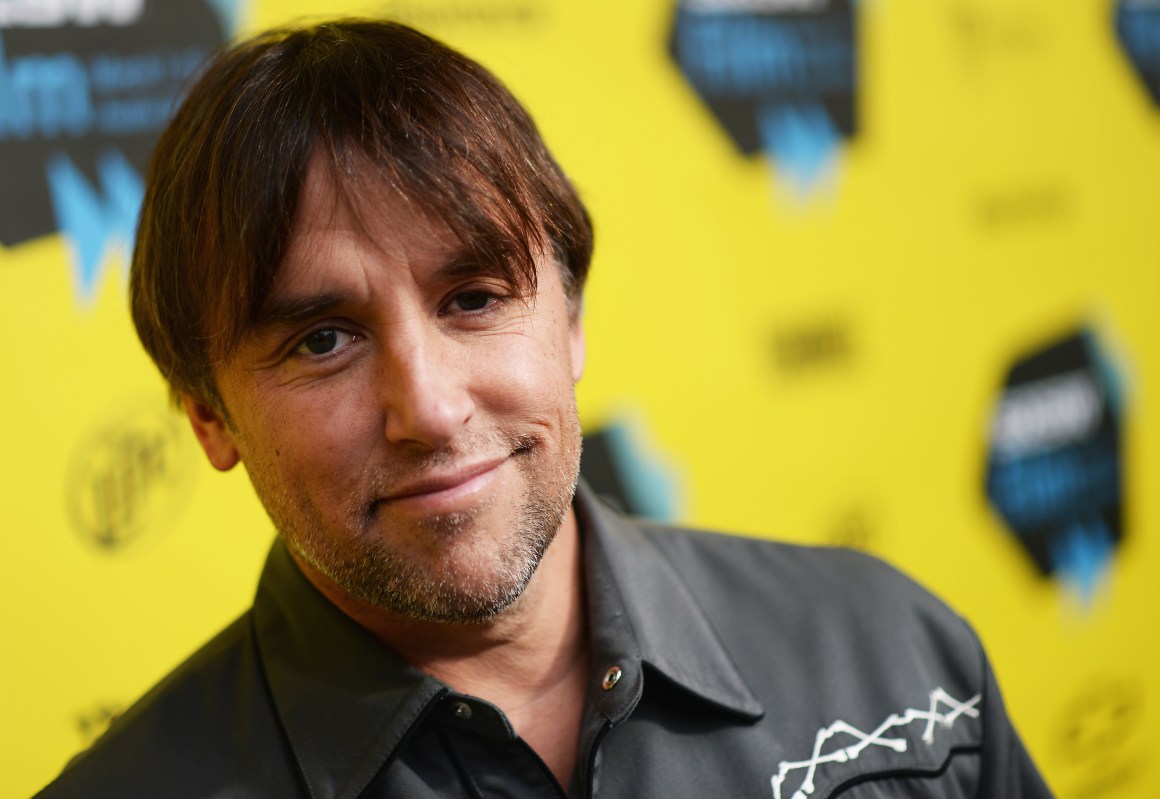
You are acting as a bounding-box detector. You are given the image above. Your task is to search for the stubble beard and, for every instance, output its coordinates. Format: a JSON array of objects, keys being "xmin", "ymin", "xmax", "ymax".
[{"xmin": 253, "ymin": 411, "xmax": 582, "ymax": 625}]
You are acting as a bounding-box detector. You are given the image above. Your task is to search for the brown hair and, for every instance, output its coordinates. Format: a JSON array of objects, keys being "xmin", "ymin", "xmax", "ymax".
[{"xmin": 130, "ymin": 18, "xmax": 593, "ymax": 410}]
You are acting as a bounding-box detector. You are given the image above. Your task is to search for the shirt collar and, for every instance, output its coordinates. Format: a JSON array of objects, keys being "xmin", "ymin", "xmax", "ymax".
[
  {"xmin": 252, "ymin": 481, "xmax": 763, "ymax": 799},
  {"xmin": 575, "ymin": 485, "xmax": 765, "ymax": 724},
  {"xmin": 252, "ymin": 542, "xmax": 447, "ymax": 799}
]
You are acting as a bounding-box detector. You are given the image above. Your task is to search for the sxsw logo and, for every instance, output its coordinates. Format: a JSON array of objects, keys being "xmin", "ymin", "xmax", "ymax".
[
  {"xmin": 985, "ymin": 330, "xmax": 1126, "ymax": 605},
  {"xmin": 1115, "ymin": 0, "xmax": 1160, "ymax": 107},
  {"xmin": 668, "ymin": 0, "xmax": 858, "ymax": 198},
  {"xmin": 0, "ymin": 0, "xmax": 144, "ymax": 27},
  {"xmin": 0, "ymin": 0, "xmax": 237, "ymax": 303}
]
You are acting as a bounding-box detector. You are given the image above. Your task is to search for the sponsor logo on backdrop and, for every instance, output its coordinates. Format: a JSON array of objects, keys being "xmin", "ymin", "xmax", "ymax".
[
  {"xmin": 773, "ymin": 315, "xmax": 853, "ymax": 375},
  {"xmin": 948, "ymin": 2, "xmax": 1044, "ymax": 67},
  {"xmin": 1053, "ymin": 675, "xmax": 1147, "ymax": 798},
  {"xmin": 1115, "ymin": 0, "xmax": 1160, "ymax": 107},
  {"xmin": 975, "ymin": 181, "xmax": 1070, "ymax": 232},
  {"xmin": 668, "ymin": 0, "xmax": 857, "ymax": 198},
  {"xmin": 580, "ymin": 417, "xmax": 680, "ymax": 521},
  {"xmin": 67, "ymin": 400, "xmax": 195, "ymax": 552},
  {"xmin": 827, "ymin": 507, "xmax": 874, "ymax": 550},
  {"xmin": 0, "ymin": 0, "xmax": 237, "ymax": 302},
  {"xmin": 984, "ymin": 329, "xmax": 1125, "ymax": 604},
  {"xmin": 75, "ymin": 701, "xmax": 125, "ymax": 745},
  {"xmin": 378, "ymin": 0, "xmax": 547, "ymax": 29}
]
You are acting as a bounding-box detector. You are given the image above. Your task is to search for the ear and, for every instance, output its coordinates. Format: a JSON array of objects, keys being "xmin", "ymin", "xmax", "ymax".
[
  {"xmin": 181, "ymin": 395, "xmax": 240, "ymax": 471},
  {"xmin": 569, "ymin": 317, "xmax": 586, "ymax": 383}
]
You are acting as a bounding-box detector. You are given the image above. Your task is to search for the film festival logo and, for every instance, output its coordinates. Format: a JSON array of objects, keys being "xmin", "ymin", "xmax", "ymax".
[
  {"xmin": 668, "ymin": 0, "xmax": 858, "ymax": 199},
  {"xmin": 984, "ymin": 330, "xmax": 1126, "ymax": 605},
  {"xmin": 67, "ymin": 401, "xmax": 195, "ymax": 552},
  {"xmin": 0, "ymin": 0, "xmax": 238, "ymax": 303}
]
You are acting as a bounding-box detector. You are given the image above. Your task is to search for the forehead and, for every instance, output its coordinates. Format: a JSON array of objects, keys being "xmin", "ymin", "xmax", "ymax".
[
  {"xmin": 238, "ymin": 148, "xmax": 547, "ymax": 345},
  {"xmin": 271, "ymin": 160, "xmax": 466, "ymax": 295},
  {"xmin": 293, "ymin": 158, "xmax": 455, "ymax": 254}
]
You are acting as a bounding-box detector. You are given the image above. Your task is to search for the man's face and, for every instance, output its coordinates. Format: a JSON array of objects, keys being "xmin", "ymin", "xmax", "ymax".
[{"xmin": 186, "ymin": 162, "xmax": 586, "ymax": 624}]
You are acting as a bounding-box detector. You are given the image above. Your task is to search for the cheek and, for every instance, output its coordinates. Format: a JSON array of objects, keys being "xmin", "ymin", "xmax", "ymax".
[
  {"xmin": 232, "ymin": 376, "xmax": 382, "ymax": 481},
  {"xmin": 473, "ymin": 332, "xmax": 578, "ymax": 424}
]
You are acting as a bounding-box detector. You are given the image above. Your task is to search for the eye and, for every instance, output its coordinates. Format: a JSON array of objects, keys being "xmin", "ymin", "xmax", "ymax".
[
  {"xmin": 296, "ymin": 328, "xmax": 350, "ymax": 356},
  {"xmin": 450, "ymin": 290, "xmax": 494, "ymax": 312}
]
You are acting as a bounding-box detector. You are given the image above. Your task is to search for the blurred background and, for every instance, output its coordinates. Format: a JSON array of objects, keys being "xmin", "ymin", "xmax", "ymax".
[{"xmin": 4, "ymin": 0, "xmax": 1158, "ymax": 796}]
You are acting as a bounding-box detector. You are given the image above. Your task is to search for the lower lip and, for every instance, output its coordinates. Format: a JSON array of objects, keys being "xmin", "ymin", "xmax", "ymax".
[{"xmin": 382, "ymin": 460, "xmax": 506, "ymax": 516}]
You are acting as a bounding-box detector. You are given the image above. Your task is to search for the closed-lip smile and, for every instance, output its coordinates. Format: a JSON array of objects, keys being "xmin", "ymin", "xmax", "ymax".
[{"xmin": 380, "ymin": 455, "xmax": 509, "ymax": 513}]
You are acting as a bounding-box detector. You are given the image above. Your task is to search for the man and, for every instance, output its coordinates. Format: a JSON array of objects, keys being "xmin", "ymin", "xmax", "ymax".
[{"xmin": 38, "ymin": 19, "xmax": 1051, "ymax": 799}]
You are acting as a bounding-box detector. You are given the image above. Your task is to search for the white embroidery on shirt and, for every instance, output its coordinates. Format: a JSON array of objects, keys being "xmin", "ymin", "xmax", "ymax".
[{"xmin": 770, "ymin": 687, "xmax": 982, "ymax": 799}]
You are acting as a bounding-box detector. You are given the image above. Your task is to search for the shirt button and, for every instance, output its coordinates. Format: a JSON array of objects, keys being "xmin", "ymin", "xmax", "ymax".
[
  {"xmin": 452, "ymin": 701, "xmax": 473, "ymax": 720},
  {"xmin": 602, "ymin": 666, "xmax": 623, "ymax": 691}
]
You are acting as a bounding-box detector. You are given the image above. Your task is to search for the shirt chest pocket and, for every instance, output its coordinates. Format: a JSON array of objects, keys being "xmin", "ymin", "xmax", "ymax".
[{"xmin": 805, "ymin": 748, "xmax": 981, "ymax": 799}]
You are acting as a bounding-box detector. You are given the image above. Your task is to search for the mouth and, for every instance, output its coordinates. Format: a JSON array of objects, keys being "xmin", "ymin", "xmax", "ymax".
[{"xmin": 378, "ymin": 454, "xmax": 510, "ymax": 515}]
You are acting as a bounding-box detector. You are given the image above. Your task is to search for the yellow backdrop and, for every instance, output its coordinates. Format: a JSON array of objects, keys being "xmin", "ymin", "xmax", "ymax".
[{"xmin": 6, "ymin": 1, "xmax": 1158, "ymax": 797}]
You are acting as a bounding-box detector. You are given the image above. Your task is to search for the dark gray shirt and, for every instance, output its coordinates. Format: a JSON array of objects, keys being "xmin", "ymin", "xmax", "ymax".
[{"xmin": 37, "ymin": 485, "xmax": 1052, "ymax": 798}]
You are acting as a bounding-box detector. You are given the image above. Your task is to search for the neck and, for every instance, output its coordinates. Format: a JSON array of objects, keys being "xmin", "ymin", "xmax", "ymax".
[{"xmin": 294, "ymin": 507, "xmax": 591, "ymax": 788}]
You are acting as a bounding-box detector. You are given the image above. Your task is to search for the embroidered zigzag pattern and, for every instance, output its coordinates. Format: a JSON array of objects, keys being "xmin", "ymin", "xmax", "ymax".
[{"xmin": 770, "ymin": 687, "xmax": 982, "ymax": 799}]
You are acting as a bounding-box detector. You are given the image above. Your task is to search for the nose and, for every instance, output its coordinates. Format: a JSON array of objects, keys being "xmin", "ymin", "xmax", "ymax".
[{"xmin": 380, "ymin": 324, "xmax": 474, "ymax": 449}]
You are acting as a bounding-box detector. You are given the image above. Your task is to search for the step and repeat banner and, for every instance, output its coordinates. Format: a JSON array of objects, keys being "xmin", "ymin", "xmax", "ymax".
[{"xmin": 5, "ymin": 1, "xmax": 1158, "ymax": 796}]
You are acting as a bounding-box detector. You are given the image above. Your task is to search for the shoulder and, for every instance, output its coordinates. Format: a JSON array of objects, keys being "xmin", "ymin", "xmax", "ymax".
[
  {"xmin": 636, "ymin": 520, "xmax": 986, "ymax": 714},
  {"xmin": 641, "ymin": 521, "xmax": 962, "ymax": 627},
  {"xmin": 35, "ymin": 611, "xmax": 301, "ymax": 799}
]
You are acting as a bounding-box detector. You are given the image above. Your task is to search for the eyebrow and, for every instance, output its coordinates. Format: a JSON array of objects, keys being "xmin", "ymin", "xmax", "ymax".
[
  {"xmin": 250, "ymin": 246, "xmax": 527, "ymax": 333},
  {"xmin": 254, "ymin": 292, "xmax": 350, "ymax": 332}
]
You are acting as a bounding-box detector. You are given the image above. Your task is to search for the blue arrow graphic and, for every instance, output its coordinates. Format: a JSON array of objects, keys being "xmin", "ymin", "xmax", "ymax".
[
  {"xmin": 45, "ymin": 149, "xmax": 144, "ymax": 303},
  {"xmin": 758, "ymin": 102, "xmax": 839, "ymax": 197}
]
